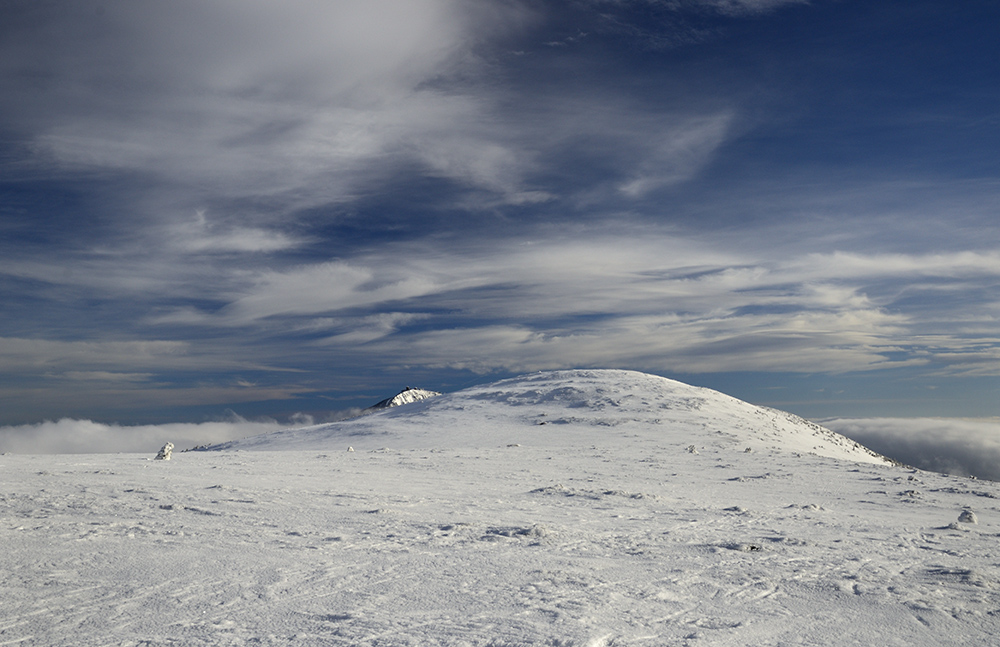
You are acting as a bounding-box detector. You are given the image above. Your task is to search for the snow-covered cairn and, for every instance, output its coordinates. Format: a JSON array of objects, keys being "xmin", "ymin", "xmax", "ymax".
[{"xmin": 154, "ymin": 442, "xmax": 174, "ymax": 461}]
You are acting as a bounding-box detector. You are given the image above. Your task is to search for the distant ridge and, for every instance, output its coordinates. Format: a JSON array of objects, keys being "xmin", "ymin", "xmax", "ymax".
[
  {"xmin": 207, "ymin": 369, "xmax": 893, "ymax": 466},
  {"xmin": 364, "ymin": 386, "xmax": 441, "ymax": 412}
]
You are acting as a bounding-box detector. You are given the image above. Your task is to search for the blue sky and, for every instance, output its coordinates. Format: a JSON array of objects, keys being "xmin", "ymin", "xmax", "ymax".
[{"xmin": 3, "ymin": 0, "xmax": 1000, "ymax": 430}]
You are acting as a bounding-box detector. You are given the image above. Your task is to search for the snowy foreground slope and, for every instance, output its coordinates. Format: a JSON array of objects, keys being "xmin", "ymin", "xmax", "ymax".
[{"xmin": 3, "ymin": 371, "xmax": 1000, "ymax": 646}]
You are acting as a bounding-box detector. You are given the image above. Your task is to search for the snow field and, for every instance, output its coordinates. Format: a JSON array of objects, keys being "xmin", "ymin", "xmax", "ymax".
[
  {"xmin": 2, "ymin": 442, "xmax": 998, "ymax": 646},
  {"xmin": 3, "ymin": 370, "xmax": 998, "ymax": 645}
]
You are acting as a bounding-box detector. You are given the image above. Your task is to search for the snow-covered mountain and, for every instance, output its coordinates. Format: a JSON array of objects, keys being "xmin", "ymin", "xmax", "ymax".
[
  {"xmin": 4, "ymin": 369, "xmax": 998, "ymax": 646},
  {"xmin": 207, "ymin": 369, "xmax": 890, "ymax": 465},
  {"xmin": 363, "ymin": 385, "xmax": 441, "ymax": 412}
]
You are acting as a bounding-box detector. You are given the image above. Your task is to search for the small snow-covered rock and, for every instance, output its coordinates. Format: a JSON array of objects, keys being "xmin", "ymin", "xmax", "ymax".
[
  {"xmin": 154, "ymin": 443, "xmax": 173, "ymax": 460},
  {"xmin": 958, "ymin": 510, "xmax": 979, "ymax": 524}
]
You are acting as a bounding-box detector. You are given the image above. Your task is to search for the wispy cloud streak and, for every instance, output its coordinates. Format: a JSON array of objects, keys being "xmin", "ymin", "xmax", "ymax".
[{"xmin": 127, "ymin": 231, "xmax": 1000, "ymax": 377}]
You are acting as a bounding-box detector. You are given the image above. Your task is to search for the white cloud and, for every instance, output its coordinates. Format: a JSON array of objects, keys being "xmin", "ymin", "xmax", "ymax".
[
  {"xmin": 361, "ymin": 309, "xmax": 917, "ymax": 375},
  {"xmin": 605, "ymin": 0, "xmax": 807, "ymax": 16},
  {"xmin": 788, "ymin": 250, "xmax": 1000, "ymax": 282},
  {"xmin": 126, "ymin": 229, "xmax": 1000, "ymax": 377},
  {"xmin": 12, "ymin": 216, "xmax": 1000, "ymax": 382},
  {"xmin": 4, "ymin": 0, "xmax": 542, "ymax": 213},
  {"xmin": 169, "ymin": 211, "xmax": 306, "ymax": 254},
  {"xmin": 218, "ymin": 262, "xmax": 448, "ymax": 325},
  {"xmin": 823, "ymin": 417, "xmax": 1000, "ymax": 482},
  {"xmin": 62, "ymin": 372, "xmax": 154, "ymax": 383},
  {"xmin": 0, "ymin": 337, "xmax": 190, "ymax": 371},
  {"xmin": 317, "ymin": 313, "xmax": 431, "ymax": 345},
  {"xmin": 0, "ymin": 337, "xmax": 302, "ymax": 386},
  {"xmin": 699, "ymin": 0, "xmax": 808, "ymax": 16},
  {"xmin": 619, "ymin": 113, "xmax": 734, "ymax": 197},
  {"xmin": 3, "ymin": 0, "xmax": 755, "ymax": 225},
  {"xmin": 7, "ymin": 0, "xmax": 998, "ymax": 425},
  {"xmin": 0, "ymin": 416, "xmax": 285, "ymax": 455}
]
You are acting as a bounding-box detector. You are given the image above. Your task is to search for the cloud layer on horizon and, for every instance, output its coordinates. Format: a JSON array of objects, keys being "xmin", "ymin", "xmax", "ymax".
[
  {"xmin": 5, "ymin": 220, "xmax": 1000, "ymax": 422},
  {"xmin": 8, "ymin": 229, "xmax": 1000, "ymax": 370},
  {"xmin": 0, "ymin": 416, "xmax": 286, "ymax": 455},
  {"xmin": 825, "ymin": 417, "xmax": 1000, "ymax": 482}
]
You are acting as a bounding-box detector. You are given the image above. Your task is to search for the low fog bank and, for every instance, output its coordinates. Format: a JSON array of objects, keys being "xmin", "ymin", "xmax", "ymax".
[
  {"xmin": 0, "ymin": 416, "xmax": 286, "ymax": 455},
  {"xmin": 823, "ymin": 417, "xmax": 1000, "ymax": 482},
  {"xmin": 0, "ymin": 405, "xmax": 384, "ymax": 454},
  {"xmin": 0, "ymin": 410, "xmax": 354, "ymax": 455},
  {"xmin": 7, "ymin": 410, "xmax": 999, "ymax": 479}
]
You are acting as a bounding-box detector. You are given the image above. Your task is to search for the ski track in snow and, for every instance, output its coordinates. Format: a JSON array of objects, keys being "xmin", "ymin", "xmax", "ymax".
[{"xmin": 2, "ymin": 370, "xmax": 999, "ymax": 646}]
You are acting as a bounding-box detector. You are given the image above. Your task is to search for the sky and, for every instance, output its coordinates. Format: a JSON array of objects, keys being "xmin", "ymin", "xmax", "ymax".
[{"xmin": 3, "ymin": 1, "xmax": 1000, "ymax": 454}]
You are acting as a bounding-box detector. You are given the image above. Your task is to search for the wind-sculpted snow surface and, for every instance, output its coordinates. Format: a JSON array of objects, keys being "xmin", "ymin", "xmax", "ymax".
[
  {"xmin": 4, "ymin": 370, "xmax": 998, "ymax": 646},
  {"xmin": 209, "ymin": 370, "xmax": 890, "ymax": 465}
]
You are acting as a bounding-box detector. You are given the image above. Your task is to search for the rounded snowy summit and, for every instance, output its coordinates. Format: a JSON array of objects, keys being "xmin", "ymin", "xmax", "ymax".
[{"xmin": 207, "ymin": 369, "xmax": 890, "ymax": 465}]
